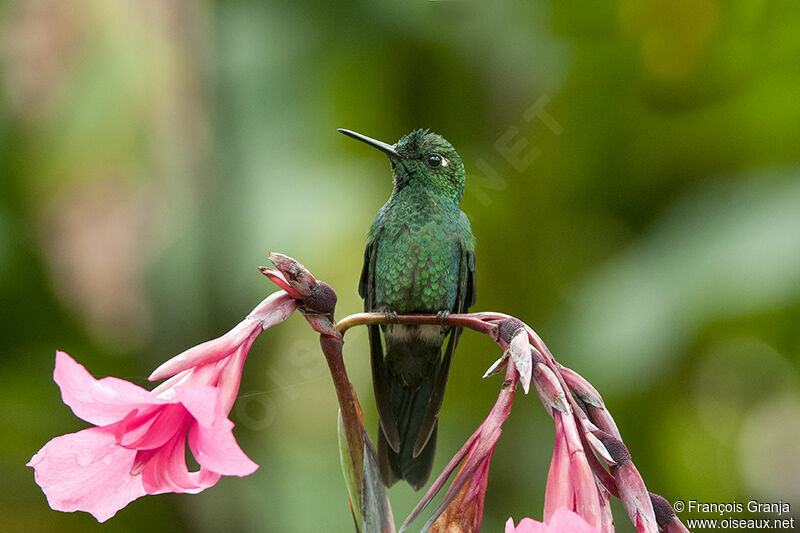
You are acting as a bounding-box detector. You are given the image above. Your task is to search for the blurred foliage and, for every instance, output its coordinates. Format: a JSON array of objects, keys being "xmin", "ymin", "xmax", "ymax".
[{"xmin": 1, "ymin": 0, "xmax": 799, "ymax": 531}]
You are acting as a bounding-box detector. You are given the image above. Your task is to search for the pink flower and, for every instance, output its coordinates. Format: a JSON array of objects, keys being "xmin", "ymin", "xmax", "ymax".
[
  {"xmin": 148, "ymin": 290, "xmax": 297, "ymax": 382},
  {"xmin": 530, "ymin": 361, "xmax": 614, "ymax": 532},
  {"xmin": 505, "ymin": 507, "xmax": 601, "ymax": 533},
  {"xmin": 427, "ymin": 448, "xmax": 494, "ymax": 532},
  {"xmin": 28, "ymin": 291, "xmax": 297, "ymax": 522}
]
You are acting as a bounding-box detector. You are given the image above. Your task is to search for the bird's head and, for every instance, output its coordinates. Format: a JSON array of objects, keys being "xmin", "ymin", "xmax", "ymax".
[{"xmin": 339, "ymin": 128, "xmax": 465, "ymax": 202}]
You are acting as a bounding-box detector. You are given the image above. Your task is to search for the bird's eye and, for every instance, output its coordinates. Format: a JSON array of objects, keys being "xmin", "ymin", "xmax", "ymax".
[{"xmin": 426, "ymin": 154, "xmax": 443, "ymax": 168}]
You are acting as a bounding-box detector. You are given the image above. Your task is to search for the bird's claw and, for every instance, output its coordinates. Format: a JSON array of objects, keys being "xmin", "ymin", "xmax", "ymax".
[
  {"xmin": 384, "ymin": 310, "xmax": 399, "ymax": 324},
  {"xmin": 436, "ymin": 310, "xmax": 450, "ymax": 326}
]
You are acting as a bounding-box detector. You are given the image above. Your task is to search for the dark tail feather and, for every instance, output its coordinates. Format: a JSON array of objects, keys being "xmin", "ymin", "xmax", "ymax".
[
  {"xmin": 413, "ymin": 328, "xmax": 460, "ymax": 457},
  {"xmin": 378, "ymin": 412, "xmax": 438, "ymax": 491},
  {"xmin": 369, "ymin": 325, "xmax": 400, "ymax": 451},
  {"xmin": 378, "ymin": 376, "xmax": 439, "ymax": 491},
  {"xmin": 377, "ymin": 339, "xmax": 444, "ymax": 491}
]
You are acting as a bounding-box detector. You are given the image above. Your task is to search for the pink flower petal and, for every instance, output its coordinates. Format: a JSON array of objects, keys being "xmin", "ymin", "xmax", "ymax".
[
  {"xmin": 113, "ymin": 408, "xmax": 141, "ymax": 443},
  {"xmin": 262, "ymin": 269, "xmax": 304, "ymax": 299},
  {"xmin": 615, "ymin": 461, "xmax": 658, "ymax": 533},
  {"xmin": 482, "ymin": 353, "xmax": 509, "ymax": 379},
  {"xmin": 544, "ymin": 418, "xmax": 572, "ymax": 521},
  {"xmin": 119, "ymin": 404, "xmax": 186, "ymax": 450},
  {"xmin": 148, "ymin": 334, "xmax": 240, "ymax": 382},
  {"xmin": 506, "ymin": 517, "xmax": 517, "ymax": 532},
  {"xmin": 181, "ymin": 387, "xmax": 258, "ymax": 476},
  {"xmin": 27, "ymin": 427, "xmax": 146, "ymax": 523},
  {"xmin": 505, "ymin": 509, "xmax": 602, "ymax": 533},
  {"xmin": 507, "ymin": 329, "xmax": 532, "ymax": 394},
  {"xmin": 55, "ymin": 351, "xmax": 166, "ymax": 426},
  {"xmin": 505, "ymin": 517, "xmax": 546, "ymax": 532},
  {"xmin": 148, "ymin": 292, "xmax": 295, "ymax": 382},
  {"xmin": 247, "ymin": 290, "xmax": 298, "ymax": 327},
  {"xmin": 217, "ymin": 342, "xmax": 251, "ymax": 413},
  {"xmin": 174, "ymin": 385, "xmax": 220, "ymax": 426},
  {"xmin": 147, "ymin": 323, "xmax": 252, "ymax": 382},
  {"xmin": 598, "ymin": 487, "xmax": 615, "ymax": 533},
  {"xmin": 570, "ymin": 457, "xmax": 603, "ymax": 531},
  {"xmin": 187, "ymin": 417, "xmax": 258, "ymax": 476},
  {"xmin": 548, "ymin": 506, "xmax": 602, "ymax": 533},
  {"xmin": 140, "ymin": 430, "xmax": 220, "ymax": 495}
]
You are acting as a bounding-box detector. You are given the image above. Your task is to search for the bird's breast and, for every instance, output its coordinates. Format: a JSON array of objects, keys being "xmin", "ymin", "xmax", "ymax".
[{"xmin": 373, "ymin": 215, "xmax": 461, "ymax": 314}]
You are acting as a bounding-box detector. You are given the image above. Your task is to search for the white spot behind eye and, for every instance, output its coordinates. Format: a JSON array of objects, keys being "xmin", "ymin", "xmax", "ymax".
[{"xmin": 441, "ymin": 158, "xmax": 450, "ymax": 168}]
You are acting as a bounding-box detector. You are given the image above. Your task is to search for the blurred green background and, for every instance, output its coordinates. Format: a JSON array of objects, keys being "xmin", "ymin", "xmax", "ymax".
[{"xmin": 2, "ymin": 0, "xmax": 799, "ymax": 531}]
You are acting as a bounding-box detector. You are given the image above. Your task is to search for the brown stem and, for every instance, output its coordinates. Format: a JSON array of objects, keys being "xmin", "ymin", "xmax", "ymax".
[
  {"xmin": 319, "ymin": 335, "xmax": 364, "ymax": 492},
  {"xmin": 335, "ymin": 312, "xmax": 496, "ymax": 337}
]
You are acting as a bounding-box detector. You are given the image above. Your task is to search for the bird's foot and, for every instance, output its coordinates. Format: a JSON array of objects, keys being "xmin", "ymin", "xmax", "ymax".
[
  {"xmin": 436, "ymin": 310, "xmax": 450, "ymax": 326},
  {"xmin": 384, "ymin": 310, "xmax": 399, "ymax": 324}
]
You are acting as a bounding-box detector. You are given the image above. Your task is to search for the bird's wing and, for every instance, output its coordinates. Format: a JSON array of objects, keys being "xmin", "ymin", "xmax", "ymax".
[
  {"xmin": 358, "ymin": 239, "xmax": 374, "ymax": 308},
  {"xmin": 458, "ymin": 210, "xmax": 477, "ymax": 312},
  {"xmin": 361, "ymin": 233, "xmax": 402, "ymax": 451}
]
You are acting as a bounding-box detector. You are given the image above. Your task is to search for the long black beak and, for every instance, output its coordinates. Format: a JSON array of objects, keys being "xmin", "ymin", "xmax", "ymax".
[{"xmin": 338, "ymin": 128, "xmax": 399, "ymax": 158}]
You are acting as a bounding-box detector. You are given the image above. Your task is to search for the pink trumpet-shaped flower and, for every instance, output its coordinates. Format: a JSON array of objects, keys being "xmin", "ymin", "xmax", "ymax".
[
  {"xmin": 428, "ymin": 448, "xmax": 494, "ymax": 532},
  {"xmin": 505, "ymin": 507, "xmax": 601, "ymax": 533},
  {"xmin": 28, "ymin": 291, "xmax": 297, "ymax": 522},
  {"xmin": 599, "ymin": 433, "xmax": 658, "ymax": 533},
  {"xmin": 27, "ymin": 352, "xmax": 255, "ymax": 522},
  {"xmin": 148, "ymin": 291, "xmax": 297, "ymax": 382},
  {"xmin": 532, "ymin": 363, "xmax": 609, "ymax": 532}
]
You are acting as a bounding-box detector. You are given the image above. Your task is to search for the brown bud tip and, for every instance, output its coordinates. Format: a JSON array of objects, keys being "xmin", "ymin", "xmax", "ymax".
[
  {"xmin": 649, "ymin": 492, "xmax": 676, "ymax": 527},
  {"xmin": 499, "ymin": 317, "xmax": 525, "ymax": 344},
  {"xmin": 598, "ymin": 431, "xmax": 631, "ymax": 464},
  {"xmin": 268, "ymin": 252, "xmax": 316, "ymax": 295},
  {"xmin": 572, "ymin": 395, "xmax": 589, "ymax": 417},
  {"xmin": 531, "ymin": 347, "xmax": 546, "ymax": 365},
  {"xmin": 303, "ymin": 281, "xmax": 337, "ymax": 315}
]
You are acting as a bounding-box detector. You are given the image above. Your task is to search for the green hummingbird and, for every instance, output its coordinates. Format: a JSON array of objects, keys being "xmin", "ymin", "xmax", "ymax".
[{"xmin": 339, "ymin": 128, "xmax": 476, "ymax": 490}]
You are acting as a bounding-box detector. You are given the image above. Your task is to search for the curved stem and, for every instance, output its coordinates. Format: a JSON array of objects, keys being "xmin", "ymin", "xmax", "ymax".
[{"xmin": 335, "ymin": 312, "xmax": 496, "ymax": 337}]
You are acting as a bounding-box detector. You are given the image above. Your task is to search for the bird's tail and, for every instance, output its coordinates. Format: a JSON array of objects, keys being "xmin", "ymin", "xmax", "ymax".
[
  {"xmin": 377, "ymin": 363, "xmax": 440, "ymax": 490},
  {"xmin": 372, "ymin": 324, "xmax": 458, "ymax": 491}
]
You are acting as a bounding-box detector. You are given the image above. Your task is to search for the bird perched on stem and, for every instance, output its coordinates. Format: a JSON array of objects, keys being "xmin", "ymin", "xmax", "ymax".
[{"xmin": 339, "ymin": 128, "xmax": 476, "ymax": 490}]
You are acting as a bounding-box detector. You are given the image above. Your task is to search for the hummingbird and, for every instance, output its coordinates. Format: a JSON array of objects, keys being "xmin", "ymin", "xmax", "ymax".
[{"xmin": 338, "ymin": 128, "xmax": 476, "ymax": 490}]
